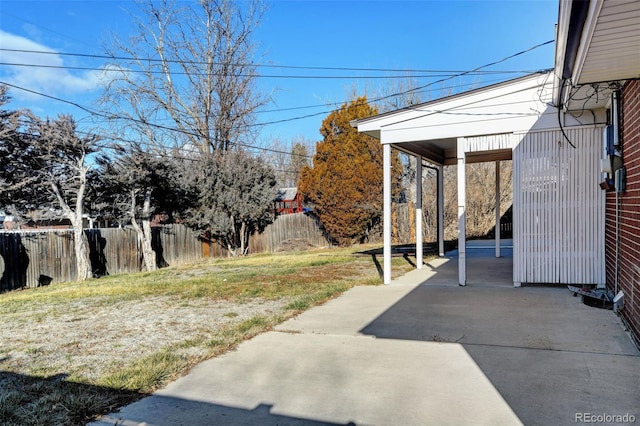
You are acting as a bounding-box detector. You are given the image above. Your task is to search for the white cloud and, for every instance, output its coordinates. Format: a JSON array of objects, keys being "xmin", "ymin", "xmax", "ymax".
[{"xmin": 0, "ymin": 30, "xmax": 104, "ymax": 101}]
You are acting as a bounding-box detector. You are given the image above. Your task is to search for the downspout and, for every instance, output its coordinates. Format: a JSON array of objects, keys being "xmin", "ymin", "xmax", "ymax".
[
  {"xmin": 615, "ymin": 190, "xmax": 619, "ymax": 294},
  {"xmin": 613, "ymin": 90, "xmax": 621, "ymax": 294}
]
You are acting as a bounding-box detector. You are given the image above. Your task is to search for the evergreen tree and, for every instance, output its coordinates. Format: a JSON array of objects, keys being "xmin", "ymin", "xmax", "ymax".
[
  {"xmin": 96, "ymin": 145, "xmax": 181, "ymax": 271},
  {"xmin": 182, "ymin": 149, "xmax": 278, "ymax": 256},
  {"xmin": 0, "ymin": 109, "xmax": 99, "ymax": 281},
  {"xmin": 299, "ymin": 97, "xmax": 402, "ymax": 245}
]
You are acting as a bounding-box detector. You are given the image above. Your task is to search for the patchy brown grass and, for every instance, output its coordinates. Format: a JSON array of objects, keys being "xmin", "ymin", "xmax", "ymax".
[{"xmin": 0, "ymin": 246, "xmax": 416, "ymax": 425}]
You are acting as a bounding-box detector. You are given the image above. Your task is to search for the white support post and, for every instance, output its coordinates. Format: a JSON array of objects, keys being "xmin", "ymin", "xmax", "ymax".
[
  {"xmin": 495, "ymin": 160, "xmax": 501, "ymax": 258},
  {"xmin": 437, "ymin": 164, "xmax": 445, "ymax": 257},
  {"xmin": 457, "ymin": 138, "xmax": 466, "ymax": 286},
  {"xmin": 383, "ymin": 143, "xmax": 392, "ymax": 285},
  {"xmin": 416, "ymin": 157, "xmax": 423, "ymax": 269}
]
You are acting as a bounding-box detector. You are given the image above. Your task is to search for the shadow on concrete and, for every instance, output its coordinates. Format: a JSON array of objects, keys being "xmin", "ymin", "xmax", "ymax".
[
  {"xmin": 359, "ymin": 242, "xmax": 640, "ymax": 425},
  {"xmin": 0, "ymin": 369, "xmax": 354, "ymax": 426},
  {"xmin": 95, "ymin": 397, "xmax": 355, "ymax": 426},
  {"xmin": 356, "ymin": 241, "xmax": 458, "ymax": 278},
  {"xmin": 355, "ymin": 240, "xmax": 458, "ymax": 259}
]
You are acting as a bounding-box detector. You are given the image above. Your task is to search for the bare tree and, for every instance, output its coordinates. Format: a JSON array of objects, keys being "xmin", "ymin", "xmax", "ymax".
[
  {"xmin": 267, "ymin": 138, "xmax": 290, "ymax": 188},
  {"xmin": 376, "ymin": 73, "xmax": 427, "ymax": 113},
  {"xmin": 265, "ymin": 137, "xmax": 313, "ymax": 188},
  {"xmin": 290, "ymin": 139, "xmax": 311, "ymax": 187},
  {"xmin": 99, "ymin": 0, "xmax": 273, "ymax": 259},
  {"xmin": 421, "ymin": 162, "xmax": 513, "ymax": 242},
  {"xmin": 374, "ymin": 75, "xmax": 427, "ymax": 204},
  {"xmin": 101, "ymin": 0, "xmax": 269, "ymax": 154}
]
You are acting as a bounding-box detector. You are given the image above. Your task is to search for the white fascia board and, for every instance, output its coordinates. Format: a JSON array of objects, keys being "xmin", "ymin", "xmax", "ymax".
[
  {"xmin": 356, "ymin": 74, "xmax": 546, "ymax": 135},
  {"xmin": 383, "ymin": 116, "xmax": 539, "ymax": 144},
  {"xmin": 378, "ymin": 74, "xmax": 553, "ymax": 143},
  {"xmin": 553, "ymin": 0, "xmax": 572, "ymax": 106}
]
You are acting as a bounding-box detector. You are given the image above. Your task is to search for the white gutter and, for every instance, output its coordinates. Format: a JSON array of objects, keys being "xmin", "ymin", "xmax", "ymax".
[
  {"xmin": 552, "ymin": 0, "xmax": 594, "ymax": 108},
  {"xmin": 552, "ymin": 0, "xmax": 573, "ymax": 107},
  {"xmin": 571, "ymin": 0, "xmax": 605, "ymax": 86}
]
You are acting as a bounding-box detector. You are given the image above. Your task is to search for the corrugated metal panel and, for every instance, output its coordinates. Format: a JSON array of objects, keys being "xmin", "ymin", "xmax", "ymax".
[
  {"xmin": 465, "ymin": 133, "xmax": 521, "ymax": 153},
  {"xmin": 513, "ymin": 127, "xmax": 605, "ymax": 285}
]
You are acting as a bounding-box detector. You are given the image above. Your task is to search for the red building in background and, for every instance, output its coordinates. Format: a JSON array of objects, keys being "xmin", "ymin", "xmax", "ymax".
[{"xmin": 274, "ymin": 187, "xmax": 304, "ymax": 215}]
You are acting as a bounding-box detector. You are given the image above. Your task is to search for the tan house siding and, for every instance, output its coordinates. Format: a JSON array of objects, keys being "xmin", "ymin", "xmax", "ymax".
[{"xmin": 606, "ymin": 79, "xmax": 640, "ymax": 345}]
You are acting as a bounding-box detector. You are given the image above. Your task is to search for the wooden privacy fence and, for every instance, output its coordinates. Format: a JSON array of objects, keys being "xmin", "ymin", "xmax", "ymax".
[{"xmin": 0, "ymin": 213, "xmax": 330, "ymax": 292}]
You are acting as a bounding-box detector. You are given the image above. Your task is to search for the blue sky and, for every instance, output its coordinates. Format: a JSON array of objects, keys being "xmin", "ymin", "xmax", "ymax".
[{"xmin": 0, "ymin": 0, "xmax": 559, "ymax": 149}]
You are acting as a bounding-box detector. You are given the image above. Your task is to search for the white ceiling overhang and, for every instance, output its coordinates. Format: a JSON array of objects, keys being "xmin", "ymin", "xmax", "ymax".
[{"xmin": 554, "ymin": 0, "xmax": 640, "ymax": 110}]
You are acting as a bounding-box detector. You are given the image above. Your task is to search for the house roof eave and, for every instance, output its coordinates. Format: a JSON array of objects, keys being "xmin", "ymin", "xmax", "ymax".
[{"xmin": 355, "ymin": 72, "xmax": 550, "ymax": 136}]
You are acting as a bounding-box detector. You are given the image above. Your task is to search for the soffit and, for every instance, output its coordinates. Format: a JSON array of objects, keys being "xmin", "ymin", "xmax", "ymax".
[{"xmin": 575, "ymin": 0, "xmax": 640, "ymax": 85}]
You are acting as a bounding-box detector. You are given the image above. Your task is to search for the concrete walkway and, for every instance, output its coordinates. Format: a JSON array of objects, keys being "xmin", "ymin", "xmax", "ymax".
[{"xmin": 93, "ymin": 243, "xmax": 640, "ymax": 426}]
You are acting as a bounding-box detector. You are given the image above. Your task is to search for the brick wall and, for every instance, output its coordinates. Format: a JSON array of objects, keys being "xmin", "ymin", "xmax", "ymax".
[{"xmin": 605, "ymin": 79, "xmax": 640, "ymax": 346}]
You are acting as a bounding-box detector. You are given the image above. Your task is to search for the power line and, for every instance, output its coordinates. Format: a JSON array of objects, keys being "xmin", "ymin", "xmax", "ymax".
[
  {"xmin": 10, "ymin": 101, "xmax": 315, "ymax": 160},
  {"xmin": 359, "ymin": 40, "xmax": 554, "ymax": 110},
  {"xmin": 0, "ymin": 74, "xmax": 552, "ymax": 151},
  {"xmin": 1, "ymin": 81, "xmax": 102, "ymax": 117},
  {"xmin": 73, "ymin": 75, "xmax": 516, "ymax": 125},
  {"xmin": 0, "ymin": 61, "xmax": 537, "ymax": 80},
  {"xmin": 0, "ymin": 47, "xmax": 546, "ymax": 75},
  {"xmin": 0, "ymin": 61, "xmax": 538, "ymax": 80},
  {"xmin": 5, "ymin": 77, "xmax": 553, "ymax": 151},
  {"xmin": 0, "ymin": 40, "xmax": 555, "ymax": 153},
  {"xmin": 1, "ymin": 39, "xmax": 553, "ymax": 125}
]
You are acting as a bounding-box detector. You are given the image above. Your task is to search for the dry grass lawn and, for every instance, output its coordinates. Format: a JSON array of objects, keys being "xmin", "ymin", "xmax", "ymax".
[{"xmin": 0, "ymin": 246, "xmax": 416, "ymax": 425}]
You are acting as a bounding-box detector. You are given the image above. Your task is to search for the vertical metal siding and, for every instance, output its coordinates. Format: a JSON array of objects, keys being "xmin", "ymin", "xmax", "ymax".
[
  {"xmin": 513, "ymin": 127, "xmax": 605, "ymax": 285},
  {"xmin": 465, "ymin": 133, "xmax": 521, "ymax": 152}
]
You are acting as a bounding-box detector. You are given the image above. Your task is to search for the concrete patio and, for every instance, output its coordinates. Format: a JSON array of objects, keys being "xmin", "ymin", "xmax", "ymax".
[{"xmin": 93, "ymin": 242, "xmax": 640, "ymax": 426}]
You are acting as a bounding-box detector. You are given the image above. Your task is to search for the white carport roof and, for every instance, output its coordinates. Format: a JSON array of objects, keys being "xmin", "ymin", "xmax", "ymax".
[
  {"xmin": 354, "ymin": 72, "xmax": 569, "ymax": 165},
  {"xmin": 353, "ymin": 72, "xmax": 569, "ymax": 286}
]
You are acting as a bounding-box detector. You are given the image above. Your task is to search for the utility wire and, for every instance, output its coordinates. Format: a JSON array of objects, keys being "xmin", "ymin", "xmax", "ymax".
[
  {"xmin": 77, "ymin": 75, "xmax": 516, "ymax": 124},
  {"xmin": 0, "ymin": 61, "xmax": 537, "ymax": 80},
  {"xmin": 0, "ymin": 40, "xmax": 555, "ymax": 155},
  {"xmin": 0, "ymin": 40, "xmax": 553, "ymax": 126},
  {"xmin": 7, "ymin": 88, "xmax": 315, "ymax": 159},
  {"xmin": 359, "ymin": 40, "xmax": 553, "ymax": 111},
  {"xmin": 4, "ymin": 78, "xmax": 552, "ymax": 149},
  {"xmin": 0, "ymin": 47, "xmax": 546, "ymax": 75}
]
